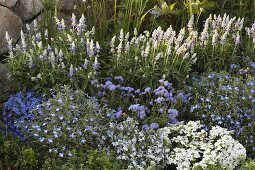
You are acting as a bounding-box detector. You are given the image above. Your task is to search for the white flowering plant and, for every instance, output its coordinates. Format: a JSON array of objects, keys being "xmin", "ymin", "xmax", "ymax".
[
  {"xmin": 193, "ymin": 14, "xmax": 244, "ymax": 72},
  {"xmin": 245, "ymin": 22, "xmax": 255, "ymax": 57},
  {"xmin": 108, "ymin": 117, "xmax": 170, "ymax": 169},
  {"xmin": 107, "ymin": 26, "xmax": 197, "ymax": 89},
  {"xmin": 110, "ymin": 118, "xmax": 246, "ymax": 170},
  {"xmin": 106, "ymin": 14, "xmax": 246, "ymax": 89},
  {"xmin": 17, "ymin": 86, "xmax": 113, "ymax": 160},
  {"xmin": 5, "ymin": 15, "xmax": 100, "ymax": 94}
]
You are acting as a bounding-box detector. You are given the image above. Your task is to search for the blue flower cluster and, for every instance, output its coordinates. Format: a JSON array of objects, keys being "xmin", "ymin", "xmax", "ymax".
[
  {"xmin": 187, "ymin": 72, "xmax": 255, "ymax": 157},
  {"xmin": 229, "ymin": 56, "xmax": 255, "ymax": 77},
  {"xmin": 128, "ymin": 104, "xmax": 148, "ymax": 120},
  {"xmin": 2, "ymin": 91, "xmax": 42, "ymax": 139},
  {"xmin": 92, "ymin": 77, "xmax": 190, "ymax": 127},
  {"xmin": 18, "ymin": 86, "xmax": 114, "ymax": 158}
]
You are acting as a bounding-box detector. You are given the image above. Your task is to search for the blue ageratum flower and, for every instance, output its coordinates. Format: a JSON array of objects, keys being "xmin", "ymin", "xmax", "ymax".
[
  {"xmin": 149, "ymin": 123, "xmax": 159, "ymax": 129},
  {"xmin": 168, "ymin": 109, "xmax": 179, "ymax": 124},
  {"xmin": 128, "ymin": 104, "xmax": 148, "ymax": 119},
  {"xmin": 2, "ymin": 91, "xmax": 42, "ymax": 139}
]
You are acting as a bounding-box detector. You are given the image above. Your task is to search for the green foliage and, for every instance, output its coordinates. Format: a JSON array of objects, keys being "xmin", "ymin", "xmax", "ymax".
[
  {"xmin": 113, "ymin": 0, "xmax": 152, "ymax": 33},
  {"xmin": 0, "ymin": 136, "xmax": 20, "ymax": 168},
  {"xmin": 77, "ymin": 0, "xmax": 110, "ymax": 40},
  {"xmin": 56, "ymin": 0, "xmax": 157, "ymax": 41},
  {"xmin": 238, "ymin": 159, "xmax": 255, "ymax": 170},
  {"xmin": 40, "ymin": 149, "xmax": 125, "ymax": 170},
  {"xmin": 215, "ymin": 0, "xmax": 255, "ymax": 26},
  {"xmin": 37, "ymin": 0, "xmax": 254, "ymax": 43},
  {"xmin": 18, "ymin": 148, "xmax": 38, "ymax": 170},
  {"xmin": 0, "ymin": 134, "xmax": 38, "ymax": 170},
  {"xmin": 153, "ymin": 1, "xmax": 181, "ymax": 16},
  {"xmin": 151, "ymin": 0, "xmax": 216, "ymax": 30},
  {"xmin": 41, "ymin": 158, "xmax": 59, "ymax": 170},
  {"xmin": 41, "ymin": 155, "xmax": 87, "ymax": 170},
  {"xmin": 86, "ymin": 150, "xmax": 111, "ymax": 170},
  {"xmin": 86, "ymin": 150, "xmax": 125, "ymax": 170},
  {"xmin": 40, "ymin": 0, "xmax": 58, "ymax": 37}
]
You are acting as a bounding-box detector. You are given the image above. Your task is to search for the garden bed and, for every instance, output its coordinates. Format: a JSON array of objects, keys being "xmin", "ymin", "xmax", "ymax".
[{"xmin": 0, "ymin": 0, "xmax": 255, "ymax": 169}]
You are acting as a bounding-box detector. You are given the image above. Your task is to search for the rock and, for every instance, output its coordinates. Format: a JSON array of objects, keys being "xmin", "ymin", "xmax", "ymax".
[
  {"xmin": 0, "ymin": 63, "xmax": 12, "ymax": 95},
  {"xmin": 23, "ymin": 12, "xmax": 71, "ymax": 34},
  {"xmin": 13, "ymin": 0, "xmax": 43, "ymax": 21},
  {"xmin": 58, "ymin": 0, "xmax": 82, "ymax": 13},
  {"xmin": 24, "ymin": 12, "xmax": 72, "ymax": 34},
  {"xmin": 0, "ymin": 0, "xmax": 18, "ymax": 8},
  {"xmin": 0, "ymin": 6, "xmax": 22, "ymax": 56},
  {"xmin": 58, "ymin": 0, "xmax": 75, "ymax": 12},
  {"xmin": 23, "ymin": 14, "xmax": 42, "ymax": 34},
  {"xmin": 57, "ymin": 12, "xmax": 72, "ymax": 28},
  {"xmin": 0, "ymin": 53, "xmax": 8, "ymax": 62}
]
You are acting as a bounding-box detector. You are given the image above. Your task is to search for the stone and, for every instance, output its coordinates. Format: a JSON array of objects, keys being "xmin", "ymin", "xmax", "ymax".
[
  {"xmin": 0, "ymin": 53, "xmax": 8, "ymax": 62},
  {"xmin": 58, "ymin": 0, "xmax": 75, "ymax": 12},
  {"xmin": 57, "ymin": 12, "xmax": 72, "ymax": 28},
  {"xmin": 0, "ymin": 6, "xmax": 22, "ymax": 56},
  {"xmin": 13, "ymin": 0, "xmax": 43, "ymax": 21},
  {"xmin": 0, "ymin": 0, "xmax": 18, "ymax": 8},
  {"xmin": 26, "ymin": 12, "xmax": 72, "ymax": 32},
  {"xmin": 0, "ymin": 63, "xmax": 12, "ymax": 95},
  {"xmin": 58, "ymin": 0, "xmax": 82, "ymax": 13},
  {"xmin": 23, "ymin": 12, "xmax": 72, "ymax": 34}
]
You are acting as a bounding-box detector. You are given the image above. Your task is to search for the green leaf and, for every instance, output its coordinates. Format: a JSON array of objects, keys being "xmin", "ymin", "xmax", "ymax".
[
  {"xmin": 198, "ymin": 0, "xmax": 217, "ymax": 10},
  {"xmin": 154, "ymin": 1, "xmax": 181, "ymax": 15},
  {"xmin": 82, "ymin": 78, "xmax": 88, "ymax": 91},
  {"xmin": 169, "ymin": 3, "xmax": 176, "ymax": 10}
]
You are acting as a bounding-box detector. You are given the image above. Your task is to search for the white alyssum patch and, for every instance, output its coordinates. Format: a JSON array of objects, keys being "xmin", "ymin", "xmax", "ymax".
[{"xmin": 110, "ymin": 118, "xmax": 246, "ymax": 170}]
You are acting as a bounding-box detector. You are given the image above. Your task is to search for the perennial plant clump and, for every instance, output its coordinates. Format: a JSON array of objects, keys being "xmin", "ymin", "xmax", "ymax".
[
  {"xmin": 2, "ymin": 91, "xmax": 42, "ymax": 139},
  {"xmin": 107, "ymin": 26, "xmax": 197, "ymax": 89},
  {"xmin": 245, "ymin": 21, "xmax": 255, "ymax": 56},
  {"xmin": 186, "ymin": 72, "xmax": 255, "ymax": 158},
  {"xmin": 110, "ymin": 118, "xmax": 246, "ymax": 170},
  {"xmin": 17, "ymin": 86, "xmax": 113, "ymax": 159},
  {"xmin": 106, "ymin": 14, "xmax": 248, "ymax": 89},
  {"xmin": 192, "ymin": 14, "xmax": 244, "ymax": 72},
  {"xmin": 92, "ymin": 77, "xmax": 190, "ymax": 127},
  {"xmin": 6, "ymin": 15, "xmax": 100, "ymax": 93}
]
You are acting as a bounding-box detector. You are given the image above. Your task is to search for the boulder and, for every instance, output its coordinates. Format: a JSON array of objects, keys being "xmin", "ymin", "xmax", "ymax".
[
  {"xmin": 23, "ymin": 12, "xmax": 72, "ymax": 34},
  {"xmin": 57, "ymin": 12, "xmax": 72, "ymax": 28},
  {"xmin": 0, "ymin": 6, "xmax": 22, "ymax": 56},
  {"xmin": 13, "ymin": 0, "xmax": 43, "ymax": 21},
  {"xmin": 0, "ymin": 63, "xmax": 12, "ymax": 95},
  {"xmin": 58, "ymin": 0, "xmax": 82, "ymax": 13},
  {"xmin": 58, "ymin": 0, "xmax": 75, "ymax": 12},
  {"xmin": 0, "ymin": 0, "xmax": 18, "ymax": 8}
]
